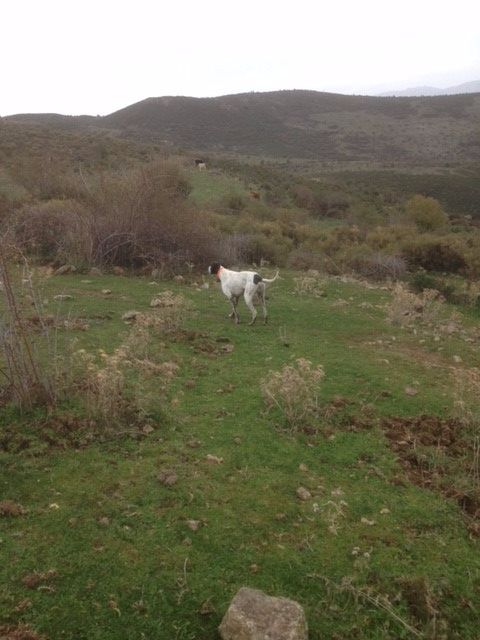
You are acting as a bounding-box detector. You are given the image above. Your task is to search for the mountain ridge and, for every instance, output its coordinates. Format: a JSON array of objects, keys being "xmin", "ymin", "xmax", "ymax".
[
  {"xmin": 5, "ymin": 89, "xmax": 480, "ymax": 166},
  {"xmin": 379, "ymin": 79, "xmax": 480, "ymax": 97}
]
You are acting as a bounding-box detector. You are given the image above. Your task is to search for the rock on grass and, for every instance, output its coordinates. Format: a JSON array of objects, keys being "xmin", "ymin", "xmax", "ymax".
[{"xmin": 219, "ymin": 587, "xmax": 308, "ymax": 640}]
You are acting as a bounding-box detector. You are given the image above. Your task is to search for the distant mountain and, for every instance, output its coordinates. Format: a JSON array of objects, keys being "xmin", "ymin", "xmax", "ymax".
[
  {"xmin": 5, "ymin": 89, "xmax": 480, "ymax": 165},
  {"xmin": 379, "ymin": 80, "xmax": 480, "ymax": 97}
]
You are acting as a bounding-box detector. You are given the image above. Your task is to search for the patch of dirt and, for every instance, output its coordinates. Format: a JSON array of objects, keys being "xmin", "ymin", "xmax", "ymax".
[
  {"xmin": 382, "ymin": 415, "xmax": 464, "ymax": 455},
  {"xmin": 381, "ymin": 414, "xmax": 480, "ymax": 532},
  {"xmin": 0, "ymin": 412, "xmax": 155, "ymax": 455},
  {"xmin": 170, "ymin": 330, "xmax": 234, "ymax": 356},
  {"xmin": 397, "ymin": 576, "xmax": 438, "ymax": 623},
  {"xmin": 0, "ymin": 624, "xmax": 47, "ymax": 640},
  {"xmin": 0, "ymin": 500, "xmax": 26, "ymax": 517},
  {"xmin": 21, "ymin": 569, "xmax": 58, "ymax": 590}
]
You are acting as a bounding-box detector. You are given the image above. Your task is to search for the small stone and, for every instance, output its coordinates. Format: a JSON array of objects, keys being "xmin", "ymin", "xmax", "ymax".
[
  {"xmin": 299, "ymin": 463, "xmax": 308, "ymax": 472},
  {"xmin": 453, "ymin": 355, "xmax": 462, "ymax": 363},
  {"xmin": 360, "ymin": 517, "xmax": 376, "ymax": 526},
  {"xmin": 296, "ymin": 487, "xmax": 312, "ymax": 501},
  {"xmin": 122, "ymin": 310, "xmax": 140, "ymax": 321},
  {"xmin": 186, "ymin": 519, "xmax": 202, "ymax": 531},
  {"xmin": 157, "ymin": 471, "xmax": 178, "ymax": 487},
  {"xmin": 199, "ymin": 599, "xmax": 216, "ymax": 615},
  {"xmin": 206, "ymin": 454, "xmax": 224, "ymax": 464},
  {"xmin": 101, "ymin": 289, "xmax": 112, "ymax": 295},
  {"xmin": 221, "ymin": 344, "xmax": 235, "ymax": 353},
  {"xmin": 98, "ymin": 517, "xmax": 110, "ymax": 526},
  {"xmin": 187, "ymin": 439, "xmax": 201, "ymax": 449},
  {"xmin": 53, "ymin": 294, "xmax": 73, "ymax": 301},
  {"xmin": 173, "ymin": 275, "xmax": 184, "ymax": 282},
  {"xmin": 233, "ymin": 437, "xmax": 242, "ymax": 445},
  {"xmin": 54, "ymin": 264, "xmax": 75, "ymax": 275},
  {"xmin": 405, "ymin": 386, "xmax": 418, "ymax": 397}
]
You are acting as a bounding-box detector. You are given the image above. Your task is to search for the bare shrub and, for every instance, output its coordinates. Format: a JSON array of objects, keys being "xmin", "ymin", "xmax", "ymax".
[
  {"xmin": 293, "ymin": 273, "xmax": 326, "ymax": 297},
  {"xmin": 15, "ymin": 199, "xmax": 93, "ymax": 267},
  {"xmin": 261, "ymin": 358, "xmax": 325, "ymax": 430},
  {"xmin": 463, "ymin": 280, "xmax": 480, "ymax": 307},
  {"xmin": 71, "ymin": 318, "xmax": 180, "ymax": 422},
  {"xmin": 0, "ymin": 243, "xmax": 55, "ymax": 409},
  {"xmin": 450, "ymin": 366, "xmax": 480, "ymax": 516},
  {"xmin": 218, "ymin": 233, "xmax": 252, "ymax": 266},
  {"xmin": 401, "ymin": 239, "xmax": 466, "ymax": 274},
  {"xmin": 69, "ymin": 294, "xmax": 190, "ymax": 420},
  {"xmin": 13, "ymin": 161, "xmax": 220, "ymax": 272},
  {"xmin": 349, "ymin": 253, "xmax": 407, "ymax": 281},
  {"xmin": 286, "ymin": 247, "xmax": 325, "ymax": 271},
  {"xmin": 452, "ymin": 366, "xmax": 480, "ymax": 428},
  {"xmin": 148, "ymin": 291, "xmax": 192, "ymax": 333},
  {"xmin": 387, "ymin": 283, "xmax": 445, "ymax": 327}
]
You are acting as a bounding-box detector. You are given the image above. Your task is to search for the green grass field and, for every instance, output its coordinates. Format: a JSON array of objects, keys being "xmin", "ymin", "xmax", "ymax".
[{"xmin": 1, "ymin": 271, "xmax": 479, "ymax": 639}]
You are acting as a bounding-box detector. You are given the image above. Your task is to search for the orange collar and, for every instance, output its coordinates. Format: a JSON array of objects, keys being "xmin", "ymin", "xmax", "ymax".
[{"xmin": 216, "ymin": 266, "xmax": 224, "ymax": 281}]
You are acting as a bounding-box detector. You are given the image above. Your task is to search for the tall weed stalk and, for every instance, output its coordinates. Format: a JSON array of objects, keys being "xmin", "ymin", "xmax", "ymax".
[{"xmin": 0, "ymin": 243, "xmax": 55, "ymax": 408}]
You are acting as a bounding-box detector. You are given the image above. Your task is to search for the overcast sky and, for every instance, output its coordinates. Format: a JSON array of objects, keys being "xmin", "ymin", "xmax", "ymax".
[{"xmin": 2, "ymin": 0, "xmax": 480, "ymax": 116}]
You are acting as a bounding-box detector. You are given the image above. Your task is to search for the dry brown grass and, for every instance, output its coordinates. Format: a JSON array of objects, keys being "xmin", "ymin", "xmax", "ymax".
[
  {"xmin": 68, "ymin": 293, "xmax": 189, "ymax": 421},
  {"xmin": 386, "ymin": 283, "xmax": 445, "ymax": 327},
  {"xmin": 0, "ymin": 623, "xmax": 47, "ymax": 640},
  {"xmin": 261, "ymin": 358, "xmax": 325, "ymax": 430},
  {"xmin": 0, "ymin": 500, "xmax": 26, "ymax": 517},
  {"xmin": 0, "ymin": 243, "xmax": 56, "ymax": 409},
  {"xmin": 293, "ymin": 272, "xmax": 326, "ymax": 298}
]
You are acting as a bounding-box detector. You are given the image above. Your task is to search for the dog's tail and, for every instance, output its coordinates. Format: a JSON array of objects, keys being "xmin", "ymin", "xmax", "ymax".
[{"xmin": 262, "ymin": 270, "xmax": 280, "ymax": 284}]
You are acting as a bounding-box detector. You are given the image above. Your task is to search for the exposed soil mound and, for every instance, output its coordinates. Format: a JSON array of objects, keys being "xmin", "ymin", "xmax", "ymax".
[{"xmin": 382, "ymin": 415, "xmax": 480, "ymax": 533}]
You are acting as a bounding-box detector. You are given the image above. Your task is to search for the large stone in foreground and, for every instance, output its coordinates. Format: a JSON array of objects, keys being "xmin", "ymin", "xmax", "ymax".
[{"xmin": 219, "ymin": 587, "xmax": 308, "ymax": 640}]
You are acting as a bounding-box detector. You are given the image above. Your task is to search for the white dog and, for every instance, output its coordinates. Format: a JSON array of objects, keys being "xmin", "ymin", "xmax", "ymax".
[{"xmin": 208, "ymin": 263, "xmax": 279, "ymax": 325}]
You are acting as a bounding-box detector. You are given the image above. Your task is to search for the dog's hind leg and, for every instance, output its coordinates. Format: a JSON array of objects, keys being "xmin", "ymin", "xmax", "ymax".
[
  {"xmin": 229, "ymin": 296, "xmax": 240, "ymax": 323},
  {"xmin": 259, "ymin": 284, "xmax": 268, "ymax": 324},
  {"xmin": 244, "ymin": 290, "xmax": 258, "ymax": 325}
]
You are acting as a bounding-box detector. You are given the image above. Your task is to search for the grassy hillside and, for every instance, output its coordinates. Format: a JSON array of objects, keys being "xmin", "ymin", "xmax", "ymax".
[
  {"xmin": 6, "ymin": 90, "xmax": 480, "ymax": 166},
  {"xmin": 1, "ymin": 270, "xmax": 480, "ymax": 639}
]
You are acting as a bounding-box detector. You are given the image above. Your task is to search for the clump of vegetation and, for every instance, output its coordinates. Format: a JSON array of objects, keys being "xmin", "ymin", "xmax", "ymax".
[
  {"xmin": 406, "ymin": 194, "xmax": 449, "ymax": 232},
  {"xmin": 0, "ymin": 244, "xmax": 56, "ymax": 409},
  {"xmin": 13, "ymin": 160, "xmax": 219, "ymax": 272},
  {"xmin": 401, "ymin": 238, "xmax": 466, "ymax": 274},
  {"xmin": 261, "ymin": 358, "xmax": 325, "ymax": 430},
  {"xmin": 293, "ymin": 272, "xmax": 326, "ymax": 297},
  {"xmin": 386, "ymin": 283, "xmax": 445, "ymax": 327},
  {"xmin": 65, "ymin": 302, "xmax": 186, "ymax": 422},
  {"xmin": 148, "ymin": 290, "xmax": 192, "ymax": 333}
]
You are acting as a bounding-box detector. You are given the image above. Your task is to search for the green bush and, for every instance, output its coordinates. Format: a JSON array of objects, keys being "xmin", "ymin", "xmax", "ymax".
[{"xmin": 406, "ymin": 195, "xmax": 449, "ymax": 232}]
